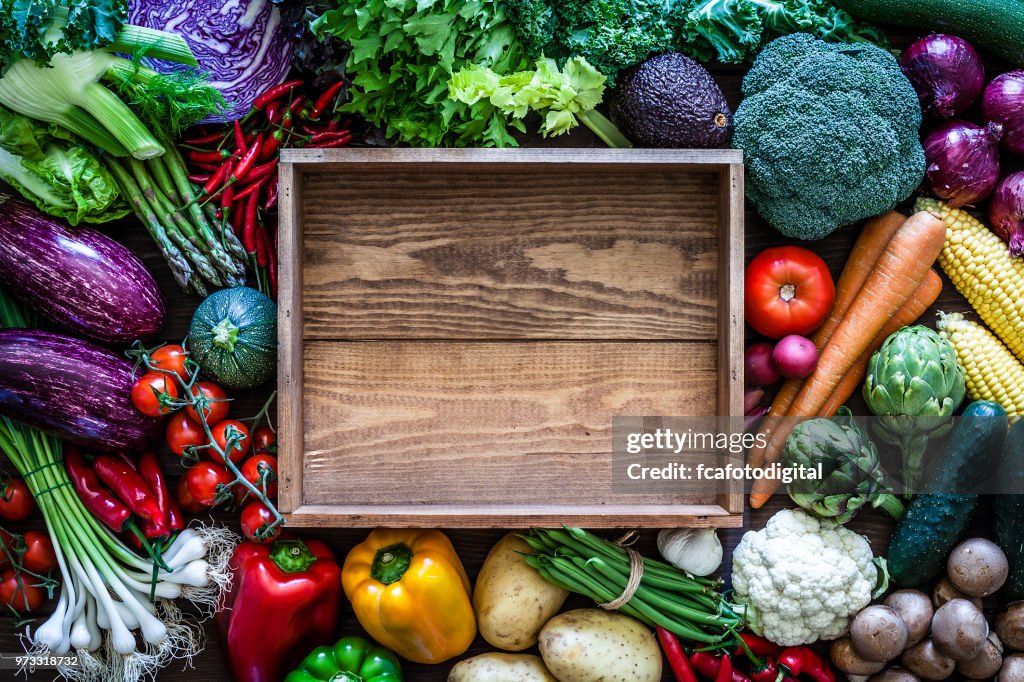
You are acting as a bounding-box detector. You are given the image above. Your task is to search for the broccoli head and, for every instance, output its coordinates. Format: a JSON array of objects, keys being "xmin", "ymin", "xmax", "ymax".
[{"xmin": 732, "ymin": 34, "xmax": 925, "ymax": 240}]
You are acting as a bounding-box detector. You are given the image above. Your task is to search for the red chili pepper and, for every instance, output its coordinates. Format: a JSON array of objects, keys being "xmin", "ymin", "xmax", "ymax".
[
  {"xmin": 231, "ymin": 198, "xmax": 245, "ymax": 238},
  {"xmin": 289, "ymin": 95, "xmax": 307, "ymax": 116},
  {"xmin": 242, "ymin": 159, "xmax": 278, "ymax": 187},
  {"xmin": 716, "ymin": 651, "xmax": 734, "ymax": 682},
  {"xmin": 138, "ymin": 452, "xmax": 183, "ymax": 533},
  {"xmin": 65, "ymin": 447, "xmax": 132, "ymax": 533},
  {"xmin": 220, "ymin": 182, "xmax": 236, "ymax": 211},
  {"xmin": 188, "ymin": 148, "xmax": 233, "ymax": 164},
  {"xmin": 216, "ymin": 538, "xmax": 340, "ymax": 682},
  {"xmin": 307, "ymin": 133, "xmax": 352, "ymax": 149},
  {"xmin": 252, "ymin": 80, "xmax": 303, "ymax": 109},
  {"xmin": 736, "ymin": 633, "xmax": 784, "ymax": 660},
  {"xmin": 267, "ymin": 240, "xmax": 278, "ymax": 298},
  {"xmin": 311, "ymin": 81, "xmax": 346, "ymax": 119},
  {"xmin": 309, "ymin": 130, "xmax": 351, "ymax": 145},
  {"xmin": 261, "ymin": 130, "xmax": 283, "ymax": 162},
  {"xmin": 191, "ymin": 161, "xmax": 222, "ymax": 173},
  {"xmin": 204, "ymin": 160, "xmax": 233, "ymax": 196},
  {"xmin": 92, "ymin": 454, "xmax": 167, "ymax": 534},
  {"xmin": 215, "ymin": 208, "xmax": 224, "ymax": 221},
  {"xmin": 231, "ymin": 135, "xmax": 263, "ymax": 184},
  {"xmin": 264, "ymin": 181, "xmax": 278, "ymax": 211},
  {"xmin": 691, "ymin": 652, "xmax": 751, "ymax": 682},
  {"xmin": 184, "ymin": 130, "xmax": 226, "ymax": 145},
  {"xmin": 256, "ymin": 224, "xmax": 271, "ymax": 268},
  {"xmin": 187, "ymin": 173, "xmax": 211, "ymax": 184},
  {"xmin": 657, "ymin": 627, "xmax": 698, "ymax": 682},
  {"xmin": 234, "ymin": 177, "xmax": 267, "ymax": 203},
  {"xmin": 751, "ymin": 658, "xmax": 785, "ymax": 682},
  {"xmin": 233, "ymin": 120, "xmax": 247, "ymax": 153},
  {"xmin": 778, "ymin": 647, "xmax": 835, "ymax": 682},
  {"xmin": 243, "ymin": 193, "xmax": 259, "ymax": 254}
]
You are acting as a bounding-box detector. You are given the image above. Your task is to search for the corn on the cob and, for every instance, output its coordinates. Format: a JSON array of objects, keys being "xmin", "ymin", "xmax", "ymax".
[
  {"xmin": 936, "ymin": 311, "xmax": 1024, "ymax": 421},
  {"xmin": 918, "ymin": 197, "xmax": 1024, "ymax": 364}
]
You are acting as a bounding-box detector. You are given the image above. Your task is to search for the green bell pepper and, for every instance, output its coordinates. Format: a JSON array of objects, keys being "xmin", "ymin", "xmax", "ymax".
[{"xmin": 284, "ymin": 636, "xmax": 403, "ymax": 682}]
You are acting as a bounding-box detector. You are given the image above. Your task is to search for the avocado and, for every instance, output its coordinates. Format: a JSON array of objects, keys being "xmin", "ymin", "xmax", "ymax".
[{"xmin": 610, "ymin": 52, "xmax": 733, "ymax": 148}]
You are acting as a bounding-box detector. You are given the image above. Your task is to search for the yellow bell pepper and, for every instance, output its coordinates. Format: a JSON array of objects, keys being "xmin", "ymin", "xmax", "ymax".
[{"xmin": 342, "ymin": 529, "xmax": 476, "ymax": 664}]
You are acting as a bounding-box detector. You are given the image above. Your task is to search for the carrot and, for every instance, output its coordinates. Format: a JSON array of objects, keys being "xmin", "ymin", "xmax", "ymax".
[
  {"xmin": 750, "ymin": 210, "xmax": 947, "ymax": 507},
  {"xmin": 747, "ymin": 211, "xmax": 907, "ymax": 471},
  {"xmin": 818, "ymin": 269, "xmax": 943, "ymax": 417}
]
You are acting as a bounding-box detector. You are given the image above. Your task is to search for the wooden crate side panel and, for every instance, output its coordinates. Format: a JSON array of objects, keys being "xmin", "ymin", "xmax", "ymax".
[
  {"xmin": 719, "ymin": 162, "xmax": 746, "ymax": 514},
  {"xmin": 302, "ymin": 169, "xmax": 720, "ymax": 340},
  {"xmin": 277, "ymin": 162, "xmax": 304, "ymax": 514}
]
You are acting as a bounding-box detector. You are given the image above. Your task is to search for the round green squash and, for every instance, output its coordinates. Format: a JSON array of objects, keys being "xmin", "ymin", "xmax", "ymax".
[{"xmin": 188, "ymin": 287, "xmax": 276, "ymax": 390}]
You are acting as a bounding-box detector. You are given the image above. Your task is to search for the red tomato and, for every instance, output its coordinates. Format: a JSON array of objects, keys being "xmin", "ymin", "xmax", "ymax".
[
  {"xmin": 149, "ymin": 344, "xmax": 191, "ymax": 381},
  {"xmin": 185, "ymin": 381, "xmax": 230, "ymax": 426},
  {"xmin": 166, "ymin": 412, "xmax": 208, "ymax": 458},
  {"xmin": 240, "ymin": 501, "xmax": 280, "ymax": 544},
  {"xmin": 211, "ymin": 420, "xmax": 251, "ymax": 464},
  {"xmin": 0, "ymin": 570, "xmax": 45, "ymax": 611},
  {"xmin": 0, "ymin": 479, "xmax": 34, "ymax": 521},
  {"xmin": 185, "ymin": 462, "xmax": 233, "ymax": 507},
  {"xmin": 21, "ymin": 531, "xmax": 57, "ymax": 574},
  {"xmin": 131, "ymin": 372, "xmax": 180, "ymax": 417},
  {"xmin": 241, "ymin": 454, "xmax": 278, "ymax": 499},
  {"xmin": 252, "ymin": 426, "xmax": 276, "ymax": 454},
  {"xmin": 745, "ymin": 246, "xmax": 836, "ymax": 339},
  {"xmin": 176, "ymin": 476, "xmax": 208, "ymax": 514}
]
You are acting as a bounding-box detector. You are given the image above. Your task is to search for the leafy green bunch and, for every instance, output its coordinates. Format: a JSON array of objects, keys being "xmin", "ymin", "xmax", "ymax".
[
  {"xmin": 312, "ymin": 0, "xmax": 531, "ymax": 147},
  {"xmin": 0, "ymin": 0, "xmax": 125, "ymax": 70}
]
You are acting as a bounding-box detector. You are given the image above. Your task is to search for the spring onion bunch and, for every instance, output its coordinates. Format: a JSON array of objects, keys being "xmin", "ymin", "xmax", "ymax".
[
  {"xmin": 0, "ymin": 290, "xmax": 237, "ymax": 682},
  {"xmin": 522, "ymin": 527, "xmax": 746, "ymax": 643}
]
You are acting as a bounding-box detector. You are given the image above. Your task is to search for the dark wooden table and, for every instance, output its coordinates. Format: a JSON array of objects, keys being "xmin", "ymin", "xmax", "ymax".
[{"xmin": 0, "ymin": 31, "xmax": 1001, "ymax": 681}]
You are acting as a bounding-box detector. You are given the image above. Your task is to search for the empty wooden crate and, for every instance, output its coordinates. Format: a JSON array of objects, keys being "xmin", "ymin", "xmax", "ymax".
[{"xmin": 278, "ymin": 148, "xmax": 744, "ymax": 528}]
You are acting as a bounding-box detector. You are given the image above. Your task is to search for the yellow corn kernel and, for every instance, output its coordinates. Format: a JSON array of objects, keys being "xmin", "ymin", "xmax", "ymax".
[
  {"xmin": 936, "ymin": 311, "xmax": 1024, "ymax": 422},
  {"xmin": 919, "ymin": 197, "xmax": 1024, "ymax": 365}
]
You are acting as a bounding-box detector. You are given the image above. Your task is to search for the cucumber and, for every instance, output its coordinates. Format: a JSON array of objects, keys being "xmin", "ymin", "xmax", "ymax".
[
  {"xmin": 836, "ymin": 0, "xmax": 1024, "ymax": 67},
  {"xmin": 887, "ymin": 401, "xmax": 1008, "ymax": 587},
  {"xmin": 994, "ymin": 421, "xmax": 1024, "ymax": 600}
]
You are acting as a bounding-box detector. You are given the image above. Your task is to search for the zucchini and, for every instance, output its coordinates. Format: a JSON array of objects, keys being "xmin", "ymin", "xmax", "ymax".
[
  {"xmin": 994, "ymin": 421, "xmax": 1024, "ymax": 600},
  {"xmin": 887, "ymin": 401, "xmax": 1008, "ymax": 587},
  {"xmin": 188, "ymin": 286, "xmax": 276, "ymax": 390},
  {"xmin": 835, "ymin": 0, "xmax": 1024, "ymax": 67}
]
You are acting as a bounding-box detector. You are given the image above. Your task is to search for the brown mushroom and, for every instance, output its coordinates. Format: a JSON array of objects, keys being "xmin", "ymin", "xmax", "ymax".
[
  {"xmin": 831, "ymin": 637, "xmax": 888, "ymax": 676},
  {"xmin": 933, "ymin": 577, "xmax": 983, "ymax": 610},
  {"xmin": 869, "ymin": 668, "xmax": 922, "ymax": 682},
  {"xmin": 851, "ymin": 605, "xmax": 911, "ymax": 662},
  {"xmin": 931, "ymin": 598, "xmax": 989, "ymax": 660},
  {"xmin": 957, "ymin": 633, "xmax": 1004, "ymax": 680},
  {"xmin": 948, "ymin": 538, "xmax": 1009, "ymax": 598},
  {"xmin": 902, "ymin": 640, "xmax": 956, "ymax": 681},
  {"xmin": 997, "ymin": 603, "xmax": 1024, "ymax": 652},
  {"xmin": 885, "ymin": 590, "xmax": 934, "ymax": 648},
  {"xmin": 1000, "ymin": 653, "xmax": 1024, "ymax": 682}
]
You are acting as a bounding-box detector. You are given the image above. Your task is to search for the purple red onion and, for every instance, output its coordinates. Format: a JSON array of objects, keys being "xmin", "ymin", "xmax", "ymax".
[
  {"xmin": 745, "ymin": 343, "xmax": 780, "ymax": 387},
  {"xmin": 923, "ymin": 120, "xmax": 1003, "ymax": 207},
  {"xmin": 900, "ymin": 34, "xmax": 985, "ymax": 119},
  {"xmin": 988, "ymin": 172, "xmax": 1024, "ymax": 257},
  {"xmin": 982, "ymin": 71, "xmax": 1024, "ymax": 157}
]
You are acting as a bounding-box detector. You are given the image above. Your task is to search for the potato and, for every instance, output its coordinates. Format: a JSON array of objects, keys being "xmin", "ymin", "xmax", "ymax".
[
  {"xmin": 448, "ymin": 653, "xmax": 557, "ymax": 682},
  {"xmin": 474, "ymin": 533, "xmax": 569, "ymax": 651},
  {"xmin": 539, "ymin": 609, "xmax": 662, "ymax": 682}
]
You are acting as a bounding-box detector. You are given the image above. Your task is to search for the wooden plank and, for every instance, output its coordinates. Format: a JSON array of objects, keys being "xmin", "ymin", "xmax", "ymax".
[
  {"xmin": 285, "ymin": 504, "xmax": 746, "ymax": 529},
  {"xmin": 719, "ymin": 162, "xmax": 746, "ymax": 514},
  {"xmin": 277, "ymin": 162, "xmax": 304, "ymax": 515},
  {"xmin": 302, "ymin": 169, "xmax": 720, "ymax": 340},
  {"xmin": 301, "ymin": 340, "xmax": 718, "ymax": 508}
]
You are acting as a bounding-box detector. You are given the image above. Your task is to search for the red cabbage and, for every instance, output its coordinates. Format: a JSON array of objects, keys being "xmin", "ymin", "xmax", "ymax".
[{"xmin": 128, "ymin": 0, "xmax": 295, "ymax": 121}]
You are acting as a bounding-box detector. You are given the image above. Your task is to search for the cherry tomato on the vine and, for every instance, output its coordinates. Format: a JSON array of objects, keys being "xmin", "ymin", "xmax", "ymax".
[
  {"xmin": 185, "ymin": 462, "xmax": 233, "ymax": 507},
  {"xmin": 21, "ymin": 531, "xmax": 57, "ymax": 574},
  {"xmin": 0, "ymin": 479, "xmax": 34, "ymax": 521},
  {"xmin": 166, "ymin": 412, "xmax": 208, "ymax": 458},
  {"xmin": 252, "ymin": 426, "xmax": 276, "ymax": 455},
  {"xmin": 149, "ymin": 344, "xmax": 191, "ymax": 381},
  {"xmin": 0, "ymin": 570, "xmax": 45, "ymax": 611},
  {"xmin": 131, "ymin": 372, "xmax": 180, "ymax": 417},
  {"xmin": 185, "ymin": 381, "xmax": 229, "ymax": 426},
  {"xmin": 241, "ymin": 454, "xmax": 278, "ymax": 499},
  {"xmin": 211, "ymin": 420, "xmax": 250, "ymax": 464},
  {"xmin": 176, "ymin": 476, "xmax": 208, "ymax": 514},
  {"xmin": 240, "ymin": 501, "xmax": 280, "ymax": 544}
]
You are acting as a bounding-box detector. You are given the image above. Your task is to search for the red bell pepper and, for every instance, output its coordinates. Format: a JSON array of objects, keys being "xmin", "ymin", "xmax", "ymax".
[{"xmin": 216, "ymin": 537, "xmax": 340, "ymax": 682}]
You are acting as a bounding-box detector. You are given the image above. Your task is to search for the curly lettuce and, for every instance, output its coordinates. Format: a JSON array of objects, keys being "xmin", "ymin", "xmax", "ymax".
[{"xmin": 0, "ymin": 105, "xmax": 127, "ymax": 224}]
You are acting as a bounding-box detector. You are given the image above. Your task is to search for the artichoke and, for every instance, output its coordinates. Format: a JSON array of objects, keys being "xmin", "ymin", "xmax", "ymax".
[
  {"xmin": 863, "ymin": 326, "xmax": 966, "ymax": 496},
  {"xmin": 782, "ymin": 412, "xmax": 905, "ymax": 523}
]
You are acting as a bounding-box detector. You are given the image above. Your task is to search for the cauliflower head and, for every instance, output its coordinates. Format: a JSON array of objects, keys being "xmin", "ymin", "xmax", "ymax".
[{"xmin": 732, "ymin": 508, "xmax": 878, "ymax": 646}]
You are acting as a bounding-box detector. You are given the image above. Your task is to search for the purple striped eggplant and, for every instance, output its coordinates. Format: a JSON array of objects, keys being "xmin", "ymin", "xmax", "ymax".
[
  {"xmin": 0, "ymin": 199, "xmax": 165, "ymax": 343},
  {"xmin": 0, "ymin": 329, "xmax": 162, "ymax": 451}
]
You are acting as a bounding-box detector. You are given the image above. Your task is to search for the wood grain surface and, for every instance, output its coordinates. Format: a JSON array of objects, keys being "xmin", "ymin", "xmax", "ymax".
[{"xmin": 0, "ymin": 28, "xmax": 1003, "ymax": 682}]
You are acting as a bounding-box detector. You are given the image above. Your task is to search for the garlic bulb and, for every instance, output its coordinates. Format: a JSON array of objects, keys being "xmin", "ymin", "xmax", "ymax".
[{"xmin": 657, "ymin": 528, "xmax": 723, "ymax": 576}]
